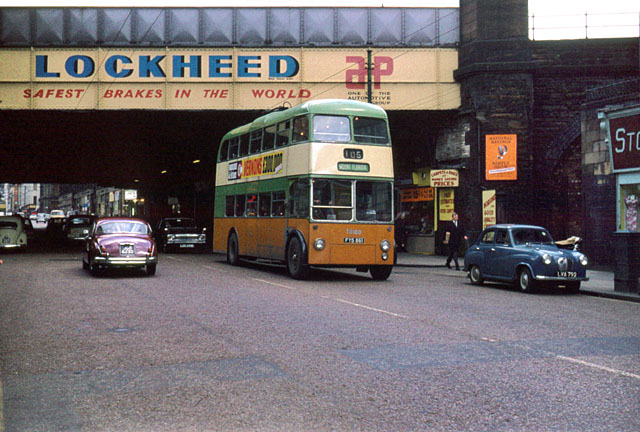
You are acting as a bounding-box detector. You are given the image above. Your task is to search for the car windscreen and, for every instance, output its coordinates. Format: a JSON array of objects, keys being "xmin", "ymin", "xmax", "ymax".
[
  {"xmin": 0, "ymin": 221, "xmax": 18, "ymax": 229},
  {"xmin": 166, "ymin": 219, "xmax": 197, "ymax": 228},
  {"xmin": 97, "ymin": 221, "xmax": 149, "ymax": 235},
  {"xmin": 69, "ymin": 217, "xmax": 92, "ymax": 226},
  {"xmin": 512, "ymin": 228, "xmax": 554, "ymax": 245}
]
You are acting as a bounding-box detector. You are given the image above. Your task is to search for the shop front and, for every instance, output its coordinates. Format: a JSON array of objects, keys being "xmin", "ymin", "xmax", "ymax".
[
  {"xmin": 395, "ymin": 169, "xmax": 459, "ymax": 254},
  {"xmin": 601, "ymin": 105, "xmax": 640, "ymax": 293}
]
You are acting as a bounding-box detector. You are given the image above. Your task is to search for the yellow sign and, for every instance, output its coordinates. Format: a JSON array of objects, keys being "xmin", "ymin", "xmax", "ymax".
[
  {"xmin": 430, "ymin": 169, "xmax": 459, "ymax": 187},
  {"xmin": 401, "ymin": 187, "xmax": 434, "ymax": 202},
  {"xmin": 412, "ymin": 168, "xmax": 430, "ymax": 186},
  {"xmin": 439, "ymin": 188, "xmax": 455, "ymax": 221},
  {"xmin": 486, "ymin": 134, "xmax": 517, "ymax": 181},
  {"xmin": 482, "ymin": 189, "xmax": 497, "ymax": 229},
  {"xmin": 0, "ymin": 47, "xmax": 460, "ymax": 110}
]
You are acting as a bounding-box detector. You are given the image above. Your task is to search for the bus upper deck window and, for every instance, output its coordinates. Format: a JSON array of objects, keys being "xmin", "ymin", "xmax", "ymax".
[
  {"xmin": 263, "ymin": 125, "xmax": 276, "ymax": 151},
  {"xmin": 239, "ymin": 134, "xmax": 249, "ymax": 157},
  {"xmin": 313, "ymin": 115, "xmax": 350, "ymax": 142},
  {"xmin": 353, "ymin": 117, "xmax": 389, "ymax": 144},
  {"xmin": 250, "ymin": 129, "xmax": 262, "ymax": 154},
  {"xmin": 292, "ymin": 116, "xmax": 309, "ymax": 143},
  {"xmin": 229, "ymin": 137, "xmax": 239, "ymax": 160},
  {"xmin": 219, "ymin": 140, "xmax": 229, "ymax": 162},
  {"xmin": 276, "ymin": 121, "xmax": 290, "ymax": 147}
]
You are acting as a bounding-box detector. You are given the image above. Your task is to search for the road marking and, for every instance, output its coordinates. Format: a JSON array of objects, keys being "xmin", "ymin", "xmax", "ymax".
[
  {"xmin": 164, "ymin": 256, "xmax": 183, "ymax": 261},
  {"xmin": 251, "ymin": 278, "xmax": 296, "ymax": 290},
  {"xmin": 202, "ymin": 265, "xmax": 225, "ymax": 272},
  {"xmin": 556, "ymin": 355, "xmax": 640, "ymax": 380},
  {"xmin": 331, "ymin": 298, "xmax": 409, "ymax": 319}
]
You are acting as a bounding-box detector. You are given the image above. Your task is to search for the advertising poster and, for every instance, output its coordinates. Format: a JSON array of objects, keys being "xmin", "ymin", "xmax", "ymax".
[
  {"xmin": 0, "ymin": 47, "xmax": 460, "ymax": 111},
  {"xmin": 439, "ymin": 188, "xmax": 454, "ymax": 221},
  {"xmin": 486, "ymin": 134, "xmax": 517, "ymax": 181},
  {"xmin": 482, "ymin": 189, "xmax": 496, "ymax": 229}
]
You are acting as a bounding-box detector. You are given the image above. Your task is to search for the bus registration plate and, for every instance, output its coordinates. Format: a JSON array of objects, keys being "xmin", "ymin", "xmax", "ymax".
[{"xmin": 343, "ymin": 237, "xmax": 364, "ymax": 244}]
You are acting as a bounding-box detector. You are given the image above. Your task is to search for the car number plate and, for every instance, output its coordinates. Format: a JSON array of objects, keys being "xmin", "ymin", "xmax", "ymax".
[
  {"xmin": 557, "ymin": 271, "xmax": 577, "ymax": 278},
  {"xmin": 120, "ymin": 244, "xmax": 135, "ymax": 255},
  {"xmin": 343, "ymin": 237, "xmax": 364, "ymax": 244},
  {"xmin": 179, "ymin": 244, "xmax": 195, "ymax": 248}
]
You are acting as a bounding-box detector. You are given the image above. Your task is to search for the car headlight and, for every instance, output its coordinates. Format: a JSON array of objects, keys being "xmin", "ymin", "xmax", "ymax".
[
  {"xmin": 380, "ymin": 240, "xmax": 391, "ymax": 252},
  {"xmin": 542, "ymin": 253, "xmax": 552, "ymax": 265},
  {"xmin": 198, "ymin": 234, "xmax": 206, "ymax": 241},
  {"xmin": 579, "ymin": 254, "xmax": 588, "ymax": 266},
  {"xmin": 314, "ymin": 238, "xmax": 325, "ymax": 251},
  {"xmin": 167, "ymin": 234, "xmax": 175, "ymax": 241}
]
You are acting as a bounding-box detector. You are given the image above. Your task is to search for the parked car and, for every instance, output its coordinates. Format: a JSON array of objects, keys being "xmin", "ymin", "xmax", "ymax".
[
  {"xmin": 45, "ymin": 216, "xmax": 67, "ymax": 244},
  {"xmin": 463, "ymin": 224, "xmax": 589, "ymax": 293},
  {"xmin": 0, "ymin": 215, "xmax": 28, "ymax": 251},
  {"xmin": 82, "ymin": 217, "xmax": 158, "ymax": 276},
  {"xmin": 155, "ymin": 217, "xmax": 207, "ymax": 252},
  {"xmin": 64, "ymin": 215, "xmax": 96, "ymax": 243}
]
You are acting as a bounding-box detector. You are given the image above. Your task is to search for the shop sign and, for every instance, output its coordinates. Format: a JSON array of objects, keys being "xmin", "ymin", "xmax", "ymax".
[
  {"xmin": 439, "ymin": 188, "xmax": 455, "ymax": 221},
  {"xmin": 401, "ymin": 187, "xmax": 434, "ymax": 202},
  {"xmin": 482, "ymin": 190, "xmax": 497, "ymax": 229},
  {"xmin": 124, "ymin": 190, "xmax": 137, "ymax": 200},
  {"xmin": 485, "ymin": 134, "xmax": 517, "ymax": 181},
  {"xmin": 607, "ymin": 109, "xmax": 640, "ymax": 173},
  {"xmin": 430, "ymin": 169, "xmax": 459, "ymax": 187}
]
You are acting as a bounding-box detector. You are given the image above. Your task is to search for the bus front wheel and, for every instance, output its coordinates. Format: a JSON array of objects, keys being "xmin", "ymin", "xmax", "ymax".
[
  {"xmin": 370, "ymin": 265, "xmax": 392, "ymax": 280},
  {"xmin": 287, "ymin": 236, "xmax": 309, "ymax": 280},
  {"xmin": 227, "ymin": 232, "xmax": 240, "ymax": 266}
]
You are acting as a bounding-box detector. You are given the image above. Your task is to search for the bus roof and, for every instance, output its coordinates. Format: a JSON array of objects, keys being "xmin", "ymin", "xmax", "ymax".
[{"xmin": 222, "ymin": 99, "xmax": 388, "ymax": 140}]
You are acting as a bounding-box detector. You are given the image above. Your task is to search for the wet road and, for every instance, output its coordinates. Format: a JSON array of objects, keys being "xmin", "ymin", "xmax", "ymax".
[{"xmin": 0, "ymin": 247, "xmax": 639, "ymax": 431}]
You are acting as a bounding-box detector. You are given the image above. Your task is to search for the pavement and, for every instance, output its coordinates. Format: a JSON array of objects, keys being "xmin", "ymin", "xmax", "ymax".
[{"xmin": 395, "ymin": 251, "xmax": 640, "ymax": 303}]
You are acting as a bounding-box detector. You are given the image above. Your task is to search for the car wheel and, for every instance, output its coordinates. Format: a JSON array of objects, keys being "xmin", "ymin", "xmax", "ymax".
[
  {"xmin": 227, "ymin": 232, "xmax": 240, "ymax": 266},
  {"xmin": 286, "ymin": 236, "xmax": 309, "ymax": 280},
  {"xmin": 565, "ymin": 281, "xmax": 580, "ymax": 293},
  {"xmin": 517, "ymin": 267, "xmax": 536, "ymax": 293},
  {"xmin": 146, "ymin": 263, "xmax": 157, "ymax": 276},
  {"xmin": 89, "ymin": 256, "xmax": 100, "ymax": 276},
  {"xmin": 370, "ymin": 265, "xmax": 393, "ymax": 280},
  {"xmin": 469, "ymin": 265, "xmax": 484, "ymax": 285}
]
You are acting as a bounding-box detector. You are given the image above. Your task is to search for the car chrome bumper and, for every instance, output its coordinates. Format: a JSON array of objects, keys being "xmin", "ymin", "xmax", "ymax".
[
  {"xmin": 167, "ymin": 239, "xmax": 206, "ymax": 245},
  {"xmin": 535, "ymin": 275, "xmax": 589, "ymax": 282},
  {"xmin": 0, "ymin": 244, "xmax": 23, "ymax": 249},
  {"xmin": 94, "ymin": 256, "xmax": 158, "ymax": 267}
]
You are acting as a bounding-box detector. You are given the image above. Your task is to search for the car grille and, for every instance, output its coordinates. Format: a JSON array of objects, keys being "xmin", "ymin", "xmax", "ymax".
[{"xmin": 557, "ymin": 257, "xmax": 574, "ymax": 271}]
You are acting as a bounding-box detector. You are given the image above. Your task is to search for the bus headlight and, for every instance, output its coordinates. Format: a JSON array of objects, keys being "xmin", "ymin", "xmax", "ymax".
[
  {"xmin": 380, "ymin": 240, "xmax": 391, "ymax": 252},
  {"xmin": 382, "ymin": 252, "xmax": 389, "ymax": 261},
  {"xmin": 314, "ymin": 238, "xmax": 325, "ymax": 251}
]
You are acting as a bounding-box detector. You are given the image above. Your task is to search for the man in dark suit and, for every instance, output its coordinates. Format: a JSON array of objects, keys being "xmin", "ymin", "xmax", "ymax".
[{"xmin": 445, "ymin": 212, "xmax": 468, "ymax": 270}]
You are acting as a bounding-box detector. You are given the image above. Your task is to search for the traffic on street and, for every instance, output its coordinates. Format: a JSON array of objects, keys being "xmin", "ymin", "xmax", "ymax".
[{"xmin": 0, "ymin": 241, "xmax": 638, "ymax": 431}]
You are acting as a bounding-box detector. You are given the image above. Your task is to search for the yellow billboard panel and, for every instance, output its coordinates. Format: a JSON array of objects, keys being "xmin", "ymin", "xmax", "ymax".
[
  {"xmin": 482, "ymin": 189, "xmax": 497, "ymax": 229},
  {"xmin": 439, "ymin": 188, "xmax": 455, "ymax": 221}
]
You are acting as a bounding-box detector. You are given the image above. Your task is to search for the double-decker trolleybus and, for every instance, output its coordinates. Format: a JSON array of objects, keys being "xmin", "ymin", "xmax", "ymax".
[{"xmin": 213, "ymin": 99, "xmax": 395, "ymax": 280}]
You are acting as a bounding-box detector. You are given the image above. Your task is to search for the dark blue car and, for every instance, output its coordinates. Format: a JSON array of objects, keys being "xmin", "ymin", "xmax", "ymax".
[{"xmin": 463, "ymin": 224, "xmax": 589, "ymax": 293}]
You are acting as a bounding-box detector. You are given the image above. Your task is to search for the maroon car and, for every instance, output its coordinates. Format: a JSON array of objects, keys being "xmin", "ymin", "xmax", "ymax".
[{"xmin": 82, "ymin": 217, "xmax": 158, "ymax": 276}]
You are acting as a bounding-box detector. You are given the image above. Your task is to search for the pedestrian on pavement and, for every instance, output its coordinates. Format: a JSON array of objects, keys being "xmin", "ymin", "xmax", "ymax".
[
  {"xmin": 444, "ymin": 212, "xmax": 468, "ymax": 270},
  {"xmin": 395, "ymin": 211, "xmax": 407, "ymax": 252}
]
